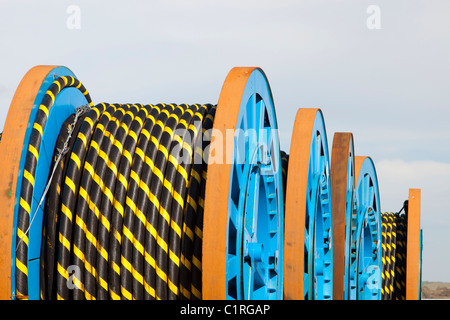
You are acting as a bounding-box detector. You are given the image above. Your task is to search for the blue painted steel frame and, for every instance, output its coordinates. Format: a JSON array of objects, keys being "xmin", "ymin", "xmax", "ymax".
[
  {"xmin": 225, "ymin": 69, "xmax": 284, "ymax": 300},
  {"xmin": 11, "ymin": 67, "xmax": 89, "ymax": 300}
]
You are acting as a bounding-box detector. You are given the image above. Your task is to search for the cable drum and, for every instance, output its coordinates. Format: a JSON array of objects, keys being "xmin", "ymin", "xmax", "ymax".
[{"xmin": 11, "ymin": 75, "xmax": 220, "ymax": 300}]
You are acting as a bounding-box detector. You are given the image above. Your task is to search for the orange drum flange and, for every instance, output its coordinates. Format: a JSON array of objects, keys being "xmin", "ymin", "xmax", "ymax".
[
  {"xmin": 406, "ymin": 188, "xmax": 421, "ymax": 300},
  {"xmin": 330, "ymin": 132, "xmax": 355, "ymax": 300},
  {"xmin": 0, "ymin": 66, "xmax": 58, "ymax": 299}
]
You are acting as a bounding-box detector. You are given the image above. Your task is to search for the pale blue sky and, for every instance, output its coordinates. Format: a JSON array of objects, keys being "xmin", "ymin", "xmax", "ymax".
[{"xmin": 1, "ymin": 0, "xmax": 449, "ymax": 282}]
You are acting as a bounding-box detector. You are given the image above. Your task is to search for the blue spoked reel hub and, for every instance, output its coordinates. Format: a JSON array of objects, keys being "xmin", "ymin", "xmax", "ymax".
[
  {"xmin": 284, "ymin": 108, "xmax": 332, "ymax": 300},
  {"xmin": 227, "ymin": 69, "xmax": 284, "ymax": 300},
  {"xmin": 10, "ymin": 66, "xmax": 90, "ymax": 300},
  {"xmin": 202, "ymin": 67, "xmax": 284, "ymax": 300},
  {"xmin": 351, "ymin": 156, "xmax": 382, "ymax": 300}
]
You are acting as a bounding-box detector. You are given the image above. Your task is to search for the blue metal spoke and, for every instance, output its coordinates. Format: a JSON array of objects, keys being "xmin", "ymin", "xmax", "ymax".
[{"xmin": 226, "ymin": 255, "xmax": 240, "ymax": 281}]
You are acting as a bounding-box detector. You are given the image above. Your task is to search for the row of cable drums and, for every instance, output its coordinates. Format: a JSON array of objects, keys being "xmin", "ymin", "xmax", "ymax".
[{"xmin": 0, "ymin": 65, "xmax": 422, "ymax": 300}]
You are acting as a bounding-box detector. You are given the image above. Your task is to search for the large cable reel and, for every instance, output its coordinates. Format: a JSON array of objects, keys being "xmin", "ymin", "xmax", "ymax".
[
  {"xmin": 0, "ymin": 66, "xmax": 286, "ymax": 300},
  {"xmin": 0, "ymin": 65, "xmax": 423, "ymax": 301}
]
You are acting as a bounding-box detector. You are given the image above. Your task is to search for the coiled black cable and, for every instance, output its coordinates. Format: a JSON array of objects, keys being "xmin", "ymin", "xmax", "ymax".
[
  {"xmin": 381, "ymin": 206, "xmax": 408, "ymax": 300},
  {"xmin": 95, "ymin": 104, "xmax": 153, "ymax": 300},
  {"xmin": 122, "ymin": 103, "xmax": 176, "ymax": 300},
  {"xmin": 15, "ymin": 76, "xmax": 92, "ymax": 299},
  {"xmin": 179, "ymin": 105, "xmax": 216, "ymax": 299},
  {"xmin": 280, "ymin": 150, "xmax": 289, "ymax": 204},
  {"xmin": 25, "ymin": 76, "xmax": 217, "ymax": 300},
  {"xmin": 40, "ymin": 113, "xmax": 77, "ymax": 300},
  {"xmin": 106, "ymin": 103, "xmax": 159, "ymax": 300},
  {"xmin": 167, "ymin": 104, "xmax": 211, "ymax": 300},
  {"xmin": 70, "ymin": 103, "xmax": 118, "ymax": 300},
  {"xmin": 84, "ymin": 104, "xmax": 132, "ymax": 300},
  {"xmin": 154, "ymin": 104, "xmax": 199, "ymax": 300},
  {"xmin": 395, "ymin": 211, "xmax": 408, "ymax": 300}
]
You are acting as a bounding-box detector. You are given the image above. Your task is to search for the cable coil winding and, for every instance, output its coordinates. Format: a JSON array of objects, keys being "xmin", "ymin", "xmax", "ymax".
[{"xmin": 15, "ymin": 76, "xmax": 218, "ymax": 300}]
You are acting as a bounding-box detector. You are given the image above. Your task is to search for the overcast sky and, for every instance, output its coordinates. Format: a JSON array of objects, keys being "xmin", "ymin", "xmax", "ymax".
[{"xmin": 1, "ymin": 0, "xmax": 449, "ymax": 283}]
